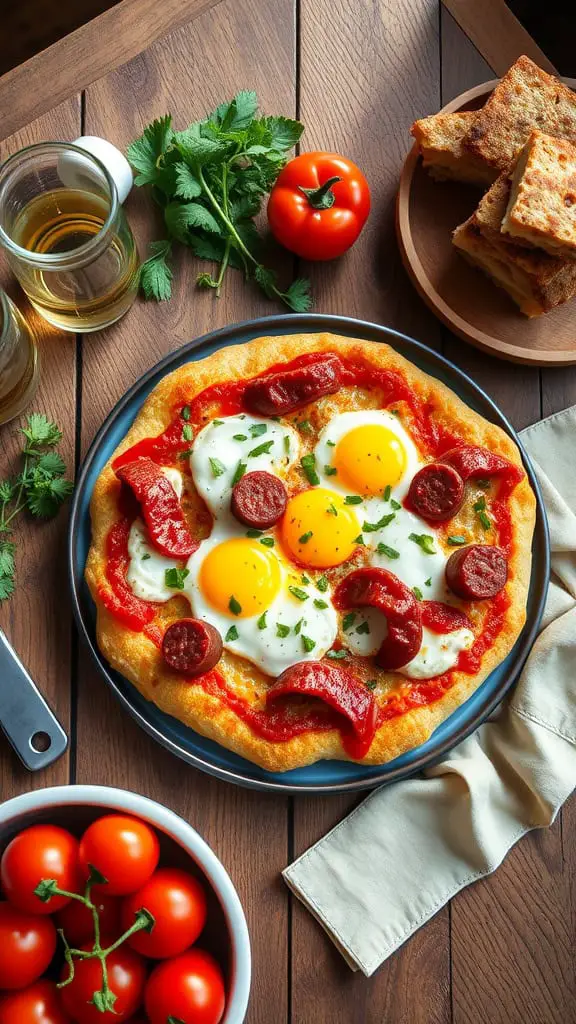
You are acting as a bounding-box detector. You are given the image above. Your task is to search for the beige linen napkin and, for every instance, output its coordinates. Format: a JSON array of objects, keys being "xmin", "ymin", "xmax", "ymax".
[{"xmin": 283, "ymin": 406, "xmax": 576, "ymax": 976}]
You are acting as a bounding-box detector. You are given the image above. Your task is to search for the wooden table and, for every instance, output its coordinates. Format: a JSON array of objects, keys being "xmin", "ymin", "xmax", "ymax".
[{"xmin": 1, "ymin": 3, "xmax": 574, "ymax": 1022}]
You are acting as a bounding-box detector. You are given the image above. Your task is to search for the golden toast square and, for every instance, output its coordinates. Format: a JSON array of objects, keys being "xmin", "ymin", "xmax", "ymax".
[
  {"xmin": 501, "ymin": 130, "xmax": 576, "ymax": 257},
  {"xmin": 410, "ymin": 110, "xmax": 496, "ymax": 186}
]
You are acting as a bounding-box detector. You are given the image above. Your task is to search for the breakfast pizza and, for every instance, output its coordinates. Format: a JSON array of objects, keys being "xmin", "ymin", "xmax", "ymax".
[{"xmin": 85, "ymin": 333, "xmax": 536, "ymax": 771}]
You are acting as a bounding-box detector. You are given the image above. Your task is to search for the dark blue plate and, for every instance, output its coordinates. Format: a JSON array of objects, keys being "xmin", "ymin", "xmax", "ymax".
[{"xmin": 69, "ymin": 314, "xmax": 549, "ymax": 793}]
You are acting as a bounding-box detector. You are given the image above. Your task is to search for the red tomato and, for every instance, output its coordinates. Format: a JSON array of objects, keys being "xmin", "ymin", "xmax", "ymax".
[
  {"xmin": 56, "ymin": 891, "xmax": 121, "ymax": 947},
  {"xmin": 0, "ymin": 902, "xmax": 57, "ymax": 990},
  {"xmin": 121, "ymin": 867, "xmax": 207, "ymax": 959},
  {"xmin": 59, "ymin": 941, "xmax": 146, "ymax": 1023},
  {"xmin": 78, "ymin": 815, "xmax": 159, "ymax": 896},
  {"xmin": 145, "ymin": 949, "xmax": 226, "ymax": 1024},
  {"xmin": 0, "ymin": 980, "xmax": 71, "ymax": 1024},
  {"xmin": 1, "ymin": 825, "xmax": 80, "ymax": 915},
  {"xmin": 267, "ymin": 151, "xmax": 370, "ymax": 260}
]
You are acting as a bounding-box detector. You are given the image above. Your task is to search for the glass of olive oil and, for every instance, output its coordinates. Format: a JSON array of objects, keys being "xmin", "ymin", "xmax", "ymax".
[
  {"xmin": 0, "ymin": 143, "xmax": 139, "ymax": 332},
  {"xmin": 0, "ymin": 290, "xmax": 39, "ymax": 424}
]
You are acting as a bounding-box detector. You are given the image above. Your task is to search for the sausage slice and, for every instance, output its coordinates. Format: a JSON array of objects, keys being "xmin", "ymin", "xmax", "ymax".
[
  {"xmin": 243, "ymin": 354, "xmax": 343, "ymax": 416},
  {"xmin": 445, "ymin": 545, "xmax": 507, "ymax": 600},
  {"xmin": 162, "ymin": 618, "xmax": 223, "ymax": 676},
  {"xmin": 231, "ymin": 471, "xmax": 288, "ymax": 529},
  {"xmin": 407, "ymin": 463, "xmax": 464, "ymax": 521},
  {"xmin": 334, "ymin": 567, "xmax": 423, "ymax": 670}
]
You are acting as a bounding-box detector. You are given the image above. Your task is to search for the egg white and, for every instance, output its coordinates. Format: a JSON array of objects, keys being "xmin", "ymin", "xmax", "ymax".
[{"xmin": 343, "ymin": 609, "xmax": 474, "ymax": 679}]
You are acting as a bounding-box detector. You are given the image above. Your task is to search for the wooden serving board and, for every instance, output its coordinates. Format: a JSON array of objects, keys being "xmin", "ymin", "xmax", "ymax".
[{"xmin": 396, "ymin": 79, "xmax": 576, "ymax": 365}]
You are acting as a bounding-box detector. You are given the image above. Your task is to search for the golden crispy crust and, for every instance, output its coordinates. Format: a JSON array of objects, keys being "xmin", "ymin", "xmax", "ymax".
[
  {"xmin": 502, "ymin": 130, "xmax": 576, "ymax": 257},
  {"xmin": 86, "ymin": 333, "xmax": 536, "ymax": 772},
  {"xmin": 411, "ymin": 111, "xmax": 496, "ymax": 186}
]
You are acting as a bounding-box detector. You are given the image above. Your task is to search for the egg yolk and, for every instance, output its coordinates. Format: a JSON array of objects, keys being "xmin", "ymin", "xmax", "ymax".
[
  {"xmin": 281, "ymin": 488, "xmax": 360, "ymax": 568},
  {"xmin": 199, "ymin": 538, "xmax": 281, "ymax": 617},
  {"xmin": 334, "ymin": 424, "xmax": 407, "ymax": 495}
]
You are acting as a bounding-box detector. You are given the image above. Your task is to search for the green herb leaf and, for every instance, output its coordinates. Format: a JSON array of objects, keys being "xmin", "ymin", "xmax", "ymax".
[
  {"xmin": 209, "ymin": 456, "xmax": 225, "ymax": 478},
  {"xmin": 165, "ymin": 201, "xmax": 221, "ymax": 242},
  {"xmin": 301, "ymin": 634, "xmax": 316, "ymax": 653},
  {"xmin": 182, "ymin": 405, "xmax": 191, "ymax": 420},
  {"xmin": 317, "ymin": 575, "xmax": 329, "ymax": 593},
  {"xmin": 165, "ymin": 567, "xmax": 190, "ymax": 590},
  {"xmin": 232, "ymin": 461, "xmax": 247, "ymax": 485},
  {"xmin": 182, "ymin": 424, "xmax": 193, "ymax": 442},
  {"xmin": 248, "ymin": 440, "xmax": 274, "ymax": 458},
  {"xmin": 473, "ymin": 496, "xmax": 486, "ymax": 512},
  {"xmin": 343, "ymin": 612, "xmax": 356, "ymax": 631},
  {"xmin": 425, "ymin": 577, "xmax": 432, "ymax": 587},
  {"xmin": 324, "ymin": 465, "xmax": 337, "ymax": 476},
  {"xmin": 314, "ymin": 598, "xmax": 329, "ymax": 609},
  {"xmin": 326, "ymin": 440, "xmax": 336, "ymax": 447},
  {"xmin": 294, "ymin": 618, "xmax": 303, "ymax": 635},
  {"xmin": 301, "ymin": 574, "xmax": 310, "ymax": 584},
  {"xmin": 126, "ymin": 115, "xmax": 173, "ymax": 185},
  {"xmin": 139, "ymin": 240, "xmax": 173, "ymax": 301},
  {"xmin": 326, "ymin": 502, "xmax": 338, "ymax": 516},
  {"xmin": 344, "ymin": 495, "xmax": 362, "ymax": 505},
  {"xmin": 141, "ymin": 553, "xmax": 151, "ymax": 561},
  {"xmin": 354, "ymin": 534, "xmax": 365, "ymax": 546},
  {"xmin": 300, "ymin": 453, "xmax": 320, "ymax": 486},
  {"xmin": 365, "ymin": 679, "xmax": 378, "ymax": 690},
  {"xmin": 173, "ymin": 163, "xmax": 202, "ymax": 199},
  {"xmin": 478, "ymin": 510, "xmax": 491, "ymax": 530},
  {"xmin": 260, "ymin": 536, "xmax": 275, "ymax": 547},
  {"xmin": 377, "ymin": 542, "xmax": 399, "ymax": 559},
  {"xmin": 356, "ymin": 620, "xmax": 370, "ymax": 635},
  {"xmin": 229, "ymin": 595, "xmax": 242, "ymax": 615},
  {"xmin": 326, "ymin": 648, "xmax": 348, "ymax": 660},
  {"xmin": 297, "ymin": 419, "xmax": 312, "ymax": 433},
  {"xmin": 447, "ymin": 535, "xmax": 467, "ymax": 546},
  {"xmin": 383, "ymin": 485, "xmax": 391, "ymax": 501},
  {"xmin": 22, "ymin": 414, "xmax": 62, "ymax": 448},
  {"xmin": 276, "ymin": 623, "xmax": 290, "ymax": 638},
  {"xmin": 362, "ymin": 513, "xmax": 395, "ymax": 533},
  {"xmin": 283, "ymin": 435, "xmax": 291, "ymax": 454},
  {"xmin": 413, "ymin": 586, "xmax": 423, "ymax": 601},
  {"xmin": 257, "ymin": 612, "xmax": 267, "ymax": 630},
  {"xmin": 289, "ymin": 585, "xmax": 309, "ymax": 602},
  {"xmin": 225, "ymin": 625, "xmax": 239, "ymax": 642},
  {"xmin": 233, "ymin": 433, "xmax": 248, "ymax": 441},
  {"xmin": 299, "ymin": 531, "xmax": 313, "ymax": 544},
  {"xmin": 409, "ymin": 532, "xmax": 436, "ymax": 555},
  {"xmin": 249, "ymin": 423, "xmax": 267, "ymax": 438},
  {"xmin": 265, "ymin": 115, "xmax": 305, "ymax": 150},
  {"xmin": 246, "ymin": 528, "xmax": 263, "ymax": 537}
]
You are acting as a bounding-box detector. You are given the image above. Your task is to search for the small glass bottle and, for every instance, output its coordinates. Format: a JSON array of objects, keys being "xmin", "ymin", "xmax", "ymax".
[{"xmin": 0, "ymin": 290, "xmax": 39, "ymax": 424}]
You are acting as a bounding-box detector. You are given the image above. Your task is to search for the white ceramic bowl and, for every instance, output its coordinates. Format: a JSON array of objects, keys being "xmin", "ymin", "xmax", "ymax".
[{"xmin": 0, "ymin": 785, "xmax": 251, "ymax": 1024}]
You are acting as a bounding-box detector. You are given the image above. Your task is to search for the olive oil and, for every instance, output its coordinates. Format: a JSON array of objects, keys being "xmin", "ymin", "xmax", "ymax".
[
  {"xmin": 0, "ymin": 294, "xmax": 39, "ymax": 424},
  {"xmin": 10, "ymin": 189, "xmax": 139, "ymax": 332}
]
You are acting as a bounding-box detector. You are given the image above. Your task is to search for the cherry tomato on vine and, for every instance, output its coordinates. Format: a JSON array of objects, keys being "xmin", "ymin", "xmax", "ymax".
[
  {"xmin": 267, "ymin": 151, "xmax": 370, "ymax": 260},
  {"xmin": 145, "ymin": 949, "xmax": 226, "ymax": 1024},
  {"xmin": 0, "ymin": 825, "xmax": 80, "ymax": 915},
  {"xmin": 121, "ymin": 867, "xmax": 207, "ymax": 959},
  {"xmin": 0, "ymin": 902, "xmax": 57, "ymax": 989},
  {"xmin": 78, "ymin": 815, "xmax": 159, "ymax": 896},
  {"xmin": 56, "ymin": 891, "xmax": 121, "ymax": 946},
  {"xmin": 59, "ymin": 941, "xmax": 146, "ymax": 1023},
  {"xmin": 0, "ymin": 980, "xmax": 71, "ymax": 1024}
]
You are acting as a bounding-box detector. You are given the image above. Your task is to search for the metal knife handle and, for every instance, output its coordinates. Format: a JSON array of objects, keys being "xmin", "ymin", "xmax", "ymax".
[{"xmin": 0, "ymin": 629, "xmax": 68, "ymax": 770}]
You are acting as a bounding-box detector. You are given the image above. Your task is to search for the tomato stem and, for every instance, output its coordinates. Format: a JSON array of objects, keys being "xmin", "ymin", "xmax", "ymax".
[{"xmin": 298, "ymin": 175, "xmax": 342, "ymax": 210}]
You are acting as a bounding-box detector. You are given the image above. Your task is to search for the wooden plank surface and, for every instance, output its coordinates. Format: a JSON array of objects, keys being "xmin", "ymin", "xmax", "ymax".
[
  {"xmin": 0, "ymin": 3, "xmax": 574, "ymax": 1023},
  {"xmin": 441, "ymin": 0, "xmax": 557, "ymax": 76}
]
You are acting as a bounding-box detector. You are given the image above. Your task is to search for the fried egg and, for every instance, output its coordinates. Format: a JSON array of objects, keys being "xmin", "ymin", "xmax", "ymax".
[{"xmin": 342, "ymin": 608, "xmax": 474, "ymax": 679}]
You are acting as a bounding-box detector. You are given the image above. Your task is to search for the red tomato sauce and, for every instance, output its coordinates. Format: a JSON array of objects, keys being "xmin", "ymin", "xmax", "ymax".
[{"xmin": 101, "ymin": 352, "xmax": 521, "ymax": 749}]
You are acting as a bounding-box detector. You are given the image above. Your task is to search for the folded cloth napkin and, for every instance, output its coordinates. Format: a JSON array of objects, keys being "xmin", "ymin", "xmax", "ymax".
[{"xmin": 283, "ymin": 405, "xmax": 576, "ymax": 976}]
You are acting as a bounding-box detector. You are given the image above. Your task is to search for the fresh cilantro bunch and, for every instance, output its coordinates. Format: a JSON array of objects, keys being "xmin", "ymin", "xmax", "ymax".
[
  {"xmin": 0, "ymin": 414, "xmax": 73, "ymax": 600},
  {"xmin": 127, "ymin": 91, "xmax": 312, "ymax": 311}
]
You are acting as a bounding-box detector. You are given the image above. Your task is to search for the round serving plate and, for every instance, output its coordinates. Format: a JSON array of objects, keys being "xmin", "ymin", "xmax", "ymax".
[
  {"xmin": 396, "ymin": 78, "xmax": 576, "ymax": 365},
  {"xmin": 69, "ymin": 313, "xmax": 549, "ymax": 793}
]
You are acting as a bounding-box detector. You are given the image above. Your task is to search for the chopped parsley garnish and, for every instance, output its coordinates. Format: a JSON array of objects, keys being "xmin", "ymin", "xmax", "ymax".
[
  {"xmin": 181, "ymin": 405, "xmax": 191, "ymax": 420},
  {"xmin": 177, "ymin": 448, "xmax": 194, "ymax": 460},
  {"xmin": 409, "ymin": 532, "xmax": 436, "ymax": 555},
  {"xmin": 246, "ymin": 528, "xmax": 263, "ymax": 537},
  {"xmin": 326, "ymin": 502, "xmax": 338, "ymax": 516},
  {"xmin": 326, "ymin": 648, "xmax": 348, "ymax": 660},
  {"xmin": 231, "ymin": 460, "xmax": 247, "ymax": 485},
  {"xmin": 473, "ymin": 496, "xmax": 486, "ymax": 511},
  {"xmin": 447, "ymin": 535, "xmax": 467, "ymax": 546},
  {"xmin": 365, "ymin": 679, "xmax": 378, "ymax": 690},
  {"xmin": 165, "ymin": 567, "xmax": 189, "ymax": 589},
  {"xmin": 182, "ymin": 424, "xmax": 193, "ymax": 442},
  {"xmin": 390, "ymin": 498, "xmax": 401, "ymax": 510},
  {"xmin": 344, "ymin": 494, "xmax": 362, "ymax": 505},
  {"xmin": 284, "ymin": 435, "xmax": 291, "ymax": 454},
  {"xmin": 289, "ymin": 585, "xmax": 309, "ymax": 601},
  {"xmin": 317, "ymin": 575, "xmax": 329, "ymax": 592},
  {"xmin": 326, "ymin": 439, "xmax": 336, "ymax": 447},
  {"xmin": 228, "ymin": 594, "xmax": 242, "ymax": 615},
  {"xmin": 300, "ymin": 453, "xmax": 320, "ymax": 485},
  {"xmin": 257, "ymin": 612, "xmax": 267, "ymax": 630},
  {"xmin": 225, "ymin": 625, "xmax": 239, "ymax": 642},
  {"xmin": 363, "ymin": 513, "xmax": 395, "ymax": 533},
  {"xmin": 249, "ymin": 439, "xmax": 274, "ymax": 458},
  {"xmin": 478, "ymin": 511, "xmax": 491, "ymax": 530},
  {"xmin": 233, "ymin": 433, "xmax": 248, "ymax": 441},
  {"xmin": 324, "ymin": 465, "xmax": 338, "ymax": 476},
  {"xmin": 298, "ymin": 419, "xmax": 312, "ymax": 433},
  {"xmin": 354, "ymin": 534, "xmax": 365, "ymax": 546},
  {"xmin": 299, "ymin": 531, "xmax": 313, "ymax": 544},
  {"xmin": 474, "ymin": 496, "xmax": 491, "ymax": 529},
  {"xmin": 276, "ymin": 623, "xmax": 290, "ymax": 638},
  {"xmin": 294, "ymin": 618, "xmax": 303, "ymax": 635},
  {"xmin": 302, "ymin": 635, "xmax": 316, "ymax": 653},
  {"xmin": 301, "ymin": 574, "xmax": 310, "ymax": 584},
  {"xmin": 343, "ymin": 612, "xmax": 356, "ymax": 631},
  {"xmin": 425, "ymin": 577, "xmax": 432, "ymax": 587},
  {"xmin": 260, "ymin": 536, "xmax": 275, "ymax": 547},
  {"xmin": 249, "ymin": 423, "xmax": 267, "ymax": 438},
  {"xmin": 413, "ymin": 586, "xmax": 423, "ymax": 601},
  {"xmin": 377, "ymin": 542, "xmax": 399, "ymax": 559},
  {"xmin": 314, "ymin": 598, "xmax": 329, "ymax": 609},
  {"xmin": 212, "ymin": 419, "xmax": 224, "ymax": 426},
  {"xmin": 383, "ymin": 484, "xmax": 391, "ymax": 501},
  {"xmin": 209, "ymin": 456, "xmax": 225, "ymax": 478},
  {"xmin": 356, "ymin": 620, "xmax": 370, "ymax": 635},
  {"xmin": 141, "ymin": 553, "xmax": 151, "ymax": 561}
]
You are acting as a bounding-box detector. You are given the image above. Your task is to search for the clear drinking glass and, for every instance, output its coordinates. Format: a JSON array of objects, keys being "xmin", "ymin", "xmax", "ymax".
[
  {"xmin": 0, "ymin": 290, "xmax": 39, "ymax": 424},
  {"xmin": 0, "ymin": 143, "xmax": 139, "ymax": 333}
]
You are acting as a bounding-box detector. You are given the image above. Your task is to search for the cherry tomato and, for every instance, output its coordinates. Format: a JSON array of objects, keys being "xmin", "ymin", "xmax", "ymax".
[
  {"xmin": 56, "ymin": 891, "xmax": 121, "ymax": 947},
  {"xmin": 267, "ymin": 151, "xmax": 370, "ymax": 260},
  {"xmin": 0, "ymin": 980, "xmax": 71, "ymax": 1024},
  {"xmin": 59, "ymin": 940, "xmax": 146, "ymax": 1023},
  {"xmin": 0, "ymin": 902, "xmax": 57, "ymax": 990},
  {"xmin": 121, "ymin": 867, "xmax": 207, "ymax": 959},
  {"xmin": 145, "ymin": 949, "xmax": 226, "ymax": 1024},
  {"xmin": 1, "ymin": 825, "xmax": 80, "ymax": 915},
  {"xmin": 78, "ymin": 815, "xmax": 159, "ymax": 896}
]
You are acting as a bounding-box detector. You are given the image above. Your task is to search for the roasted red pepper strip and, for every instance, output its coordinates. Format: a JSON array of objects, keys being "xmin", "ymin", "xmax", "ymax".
[
  {"xmin": 421, "ymin": 601, "xmax": 471, "ymax": 635},
  {"xmin": 334, "ymin": 567, "xmax": 423, "ymax": 670},
  {"xmin": 442, "ymin": 445, "xmax": 523, "ymax": 492},
  {"xmin": 243, "ymin": 354, "xmax": 344, "ymax": 416},
  {"xmin": 116, "ymin": 458, "xmax": 197, "ymax": 559},
  {"xmin": 99, "ymin": 518, "xmax": 156, "ymax": 632},
  {"xmin": 267, "ymin": 661, "xmax": 377, "ymax": 757}
]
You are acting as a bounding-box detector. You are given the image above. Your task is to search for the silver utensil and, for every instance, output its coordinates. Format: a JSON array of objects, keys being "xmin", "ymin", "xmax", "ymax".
[{"xmin": 0, "ymin": 628, "xmax": 68, "ymax": 770}]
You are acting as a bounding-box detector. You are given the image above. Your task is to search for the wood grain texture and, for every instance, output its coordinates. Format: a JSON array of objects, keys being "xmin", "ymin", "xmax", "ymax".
[
  {"xmin": 291, "ymin": 2, "xmax": 450, "ymax": 1021},
  {"xmin": 0, "ymin": 0, "xmax": 221, "ymax": 143},
  {"xmin": 75, "ymin": 3, "xmax": 296, "ymax": 1021},
  {"xmin": 0, "ymin": 98, "xmax": 80, "ymax": 790},
  {"xmin": 441, "ymin": 0, "xmax": 557, "ymax": 76}
]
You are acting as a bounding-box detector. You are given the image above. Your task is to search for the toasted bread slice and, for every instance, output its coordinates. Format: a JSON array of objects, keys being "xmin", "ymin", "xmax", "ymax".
[
  {"xmin": 464, "ymin": 56, "xmax": 576, "ymax": 172},
  {"xmin": 501, "ymin": 130, "xmax": 576, "ymax": 257},
  {"xmin": 453, "ymin": 173, "xmax": 576, "ymax": 316},
  {"xmin": 411, "ymin": 111, "xmax": 496, "ymax": 186}
]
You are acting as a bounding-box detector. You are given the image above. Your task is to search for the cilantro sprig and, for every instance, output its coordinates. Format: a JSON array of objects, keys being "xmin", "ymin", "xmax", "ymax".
[
  {"xmin": 127, "ymin": 95, "xmax": 312, "ymax": 311},
  {"xmin": 0, "ymin": 415, "xmax": 73, "ymax": 601}
]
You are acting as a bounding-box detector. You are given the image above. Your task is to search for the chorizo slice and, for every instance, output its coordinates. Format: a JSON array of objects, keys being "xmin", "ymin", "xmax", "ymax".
[
  {"xmin": 334, "ymin": 567, "xmax": 423, "ymax": 670},
  {"xmin": 162, "ymin": 618, "xmax": 223, "ymax": 676},
  {"xmin": 407, "ymin": 463, "xmax": 464, "ymax": 521},
  {"xmin": 442, "ymin": 444, "xmax": 523, "ymax": 488},
  {"xmin": 445, "ymin": 545, "xmax": 507, "ymax": 600},
  {"xmin": 421, "ymin": 600, "xmax": 471, "ymax": 634},
  {"xmin": 116, "ymin": 458, "xmax": 197, "ymax": 559},
  {"xmin": 267, "ymin": 661, "xmax": 377, "ymax": 757},
  {"xmin": 243, "ymin": 354, "xmax": 343, "ymax": 416},
  {"xmin": 231, "ymin": 471, "xmax": 288, "ymax": 529}
]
